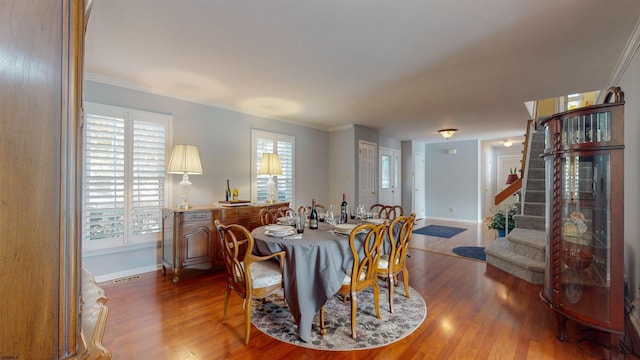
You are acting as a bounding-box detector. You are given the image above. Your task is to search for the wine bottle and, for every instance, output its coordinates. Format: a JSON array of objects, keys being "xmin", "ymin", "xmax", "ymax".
[
  {"xmin": 309, "ymin": 198, "xmax": 318, "ymax": 229},
  {"xmin": 340, "ymin": 193, "xmax": 348, "ymax": 224},
  {"xmin": 232, "ymin": 181, "xmax": 239, "ymax": 201},
  {"xmin": 225, "ymin": 179, "xmax": 231, "ymax": 202}
]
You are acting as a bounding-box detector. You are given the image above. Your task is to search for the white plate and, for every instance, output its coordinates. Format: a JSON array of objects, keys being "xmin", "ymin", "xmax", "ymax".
[
  {"xmin": 366, "ymin": 218, "xmax": 387, "ymax": 225},
  {"xmin": 265, "ymin": 225, "xmax": 293, "ymax": 232},
  {"xmin": 333, "ymin": 223, "xmax": 357, "ymax": 231},
  {"xmin": 265, "ymin": 229, "xmax": 295, "ymax": 237},
  {"xmin": 277, "ymin": 217, "xmax": 295, "ymax": 225}
]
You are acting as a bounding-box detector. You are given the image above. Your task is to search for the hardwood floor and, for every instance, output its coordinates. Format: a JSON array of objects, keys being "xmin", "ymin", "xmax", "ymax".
[{"xmin": 100, "ymin": 220, "xmax": 618, "ymax": 359}]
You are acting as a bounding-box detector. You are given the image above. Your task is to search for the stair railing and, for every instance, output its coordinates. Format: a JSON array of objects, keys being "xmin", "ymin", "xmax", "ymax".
[{"xmin": 494, "ymin": 119, "xmax": 535, "ymax": 208}]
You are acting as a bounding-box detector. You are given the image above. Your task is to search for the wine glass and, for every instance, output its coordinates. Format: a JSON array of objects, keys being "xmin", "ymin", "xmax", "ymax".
[{"xmin": 326, "ymin": 211, "xmax": 335, "ymax": 225}]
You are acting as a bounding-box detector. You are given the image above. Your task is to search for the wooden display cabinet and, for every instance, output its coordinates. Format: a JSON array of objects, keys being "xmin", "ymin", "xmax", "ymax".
[{"xmin": 540, "ymin": 87, "xmax": 625, "ymax": 359}]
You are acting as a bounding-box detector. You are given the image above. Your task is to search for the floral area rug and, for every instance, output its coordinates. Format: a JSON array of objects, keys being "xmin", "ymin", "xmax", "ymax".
[{"xmin": 251, "ymin": 282, "xmax": 426, "ymax": 351}]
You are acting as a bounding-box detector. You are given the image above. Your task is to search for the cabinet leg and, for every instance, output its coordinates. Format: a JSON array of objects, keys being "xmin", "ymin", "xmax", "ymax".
[
  {"xmin": 555, "ymin": 313, "xmax": 569, "ymax": 342},
  {"xmin": 609, "ymin": 333, "xmax": 622, "ymax": 360},
  {"xmin": 172, "ymin": 267, "xmax": 181, "ymax": 284}
]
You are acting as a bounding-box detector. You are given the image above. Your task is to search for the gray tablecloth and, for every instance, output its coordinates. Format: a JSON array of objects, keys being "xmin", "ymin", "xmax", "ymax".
[{"xmin": 252, "ymin": 222, "xmax": 355, "ymax": 342}]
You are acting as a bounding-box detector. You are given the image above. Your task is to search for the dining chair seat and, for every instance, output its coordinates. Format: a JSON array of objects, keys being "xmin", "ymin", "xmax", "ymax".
[
  {"xmin": 341, "ymin": 270, "xmax": 366, "ymax": 284},
  {"xmin": 244, "ymin": 260, "xmax": 283, "ymax": 288}
]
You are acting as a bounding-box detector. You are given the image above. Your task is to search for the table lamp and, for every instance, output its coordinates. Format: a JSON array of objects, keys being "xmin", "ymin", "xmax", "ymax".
[
  {"xmin": 167, "ymin": 144, "xmax": 203, "ymax": 209},
  {"xmin": 258, "ymin": 153, "xmax": 282, "ymax": 204}
]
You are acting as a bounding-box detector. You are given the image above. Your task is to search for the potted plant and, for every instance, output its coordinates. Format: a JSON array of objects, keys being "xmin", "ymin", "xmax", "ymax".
[
  {"xmin": 506, "ymin": 167, "xmax": 519, "ymax": 184},
  {"xmin": 488, "ymin": 206, "xmax": 517, "ymax": 237}
]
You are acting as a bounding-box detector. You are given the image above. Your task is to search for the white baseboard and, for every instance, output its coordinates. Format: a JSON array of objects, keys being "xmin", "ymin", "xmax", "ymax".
[{"xmin": 94, "ymin": 264, "xmax": 161, "ymax": 284}]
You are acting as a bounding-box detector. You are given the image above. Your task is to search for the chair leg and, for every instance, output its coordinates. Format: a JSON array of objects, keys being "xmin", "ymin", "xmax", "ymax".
[
  {"xmin": 223, "ymin": 285, "xmax": 231, "ymax": 323},
  {"xmin": 402, "ymin": 267, "xmax": 410, "ymax": 298},
  {"xmin": 387, "ymin": 274, "xmax": 394, "ymax": 313},
  {"xmin": 319, "ymin": 306, "xmax": 327, "ymax": 336},
  {"xmin": 243, "ymin": 298, "xmax": 251, "ymax": 345},
  {"xmin": 350, "ymin": 291, "xmax": 357, "ymax": 339},
  {"xmin": 372, "ymin": 282, "xmax": 381, "ymax": 319}
]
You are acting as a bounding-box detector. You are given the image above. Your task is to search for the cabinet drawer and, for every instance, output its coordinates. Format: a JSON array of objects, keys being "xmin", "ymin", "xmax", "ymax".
[{"xmin": 182, "ymin": 211, "xmax": 212, "ymax": 222}]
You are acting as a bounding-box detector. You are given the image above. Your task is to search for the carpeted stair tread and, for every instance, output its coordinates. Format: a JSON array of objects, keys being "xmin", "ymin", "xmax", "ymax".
[
  {"xmin": 513, "ymin": 214, "xmax": 545, "ymax": 231},
  {"xmin": 507, "ymin": 228, "xmax": 546, "ymax": 250},
  {"xmin": 485, "ymin": 238, "xmax": 545, "ymax": 271},
  {"xmin": 485, "ymin": 238, "xmax": 545, "ymax": 284}
]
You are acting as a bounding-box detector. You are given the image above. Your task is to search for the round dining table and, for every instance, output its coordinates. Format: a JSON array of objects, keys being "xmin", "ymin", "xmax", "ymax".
[{"xmin": 251, "ymin": 222, "xmax": 355, "ymax": 343}]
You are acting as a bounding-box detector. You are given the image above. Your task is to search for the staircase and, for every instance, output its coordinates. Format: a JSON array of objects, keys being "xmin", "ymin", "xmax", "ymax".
[{"xmin": 485, "ymin": 127, "xmax": 546, "ymax": 284}]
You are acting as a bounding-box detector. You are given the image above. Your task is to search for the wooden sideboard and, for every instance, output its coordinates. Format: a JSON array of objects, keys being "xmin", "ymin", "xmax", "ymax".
[{"xmin": 161, "ymin": 202, "xmax": 289, "ymax": 283}]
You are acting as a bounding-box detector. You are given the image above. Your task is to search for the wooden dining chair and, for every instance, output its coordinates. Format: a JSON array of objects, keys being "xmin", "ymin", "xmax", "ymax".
[
  {"xmin": 378, "ymin": 205, "xmax": 403, "ymax": 220},
  {"xmin": 319, "ymin": 222, "xmax": 386, "ymax": 339},
  {"xmin": 369, "ymin": 203, "xmax": 385, "ymax": 215},
  {"xmin": 376, "ymin": 213, "xmax": 416, "ymax": 313},
  {"xmin": 276, "ymin": 206, "xmax": 296, "ymax": 217},
  {"xmin": 214, "ymin": 220, "xmax": 286, "ymax": 345},
  {"xmin": 258, "ymin": 208, "xmax": 279, "ymax": 225},
  {"xmin": 297, "ymin": 205, "xmax": 310, "ymax": 216}
]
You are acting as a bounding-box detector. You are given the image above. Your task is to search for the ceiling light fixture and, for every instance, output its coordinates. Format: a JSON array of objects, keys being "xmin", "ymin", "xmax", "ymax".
[
  {"xmin": 438, "ymin": 129, "xmax": 457, "ymax": 140},
  {"xmin": 503, "ymin": 140, "xmax": 513, "ymax": 147}
]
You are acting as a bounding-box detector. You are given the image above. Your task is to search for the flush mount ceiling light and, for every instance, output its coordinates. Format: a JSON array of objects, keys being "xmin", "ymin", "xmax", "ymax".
[
  {"xmin": 503, "ymin": 140, "xmax": 513, "ymax": 147},
  {"xmin": 438, "ymin": 129, "xmax": 457, "ymax": 140}
]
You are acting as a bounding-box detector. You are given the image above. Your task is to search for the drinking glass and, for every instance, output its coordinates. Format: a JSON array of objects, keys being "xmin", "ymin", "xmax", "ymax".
[
  {"xmin": 318, "ymin": 210, "xmax": 325, "ymax": 222},
  {"xmin": 326, "ymin": 211, "xmax": 335, "ymax": 226},
  {"xmin": 357, "ymin": 204, "xmax": 365, "ymax": 220},
  {"xmin": 286, "ymin": 210, "xmax": 296, "ymax": 226},
  {"xmin": 296, "ymin": 214, "xmax": 305, "ymax": 234}
]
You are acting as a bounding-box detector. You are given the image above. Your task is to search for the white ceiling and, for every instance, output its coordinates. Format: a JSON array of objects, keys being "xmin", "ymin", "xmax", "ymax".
[{"xmin": 84, "ymin": 0, "xmax": 640, "ymax": 143}]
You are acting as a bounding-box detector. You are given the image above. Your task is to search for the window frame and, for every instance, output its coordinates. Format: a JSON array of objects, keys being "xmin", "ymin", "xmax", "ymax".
[
  {"xmin": 82, "ymin": 102, "xmax": 172, "ymax": 252},
  {"xmin": 251, "ymin": 129, "xmax": 295, "ymax": 205}
]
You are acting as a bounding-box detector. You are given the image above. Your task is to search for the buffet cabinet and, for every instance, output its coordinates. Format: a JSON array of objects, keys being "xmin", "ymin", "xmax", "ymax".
[
  {"xmin": 540, "ymin": 87, "xmax": 625, "ymax": 359},
  {"xmin": 162, "ymin": 202, "xmax": 289, "ymax": 283}
]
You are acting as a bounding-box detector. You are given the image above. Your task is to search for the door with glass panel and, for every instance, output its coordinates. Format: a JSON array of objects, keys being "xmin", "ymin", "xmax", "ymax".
[{"xmin": 379, "ymin": 147, "xmax": 401, "ymax": 206}]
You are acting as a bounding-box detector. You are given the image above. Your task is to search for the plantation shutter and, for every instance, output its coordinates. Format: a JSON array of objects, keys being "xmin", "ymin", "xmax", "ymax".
[
  {"xmin": 83, "ymin": 103, "xmax": 169, "ymax": 251},
  {"xmin": 253, "ymin": 130, "xmax": 294, "ymax": 204}
]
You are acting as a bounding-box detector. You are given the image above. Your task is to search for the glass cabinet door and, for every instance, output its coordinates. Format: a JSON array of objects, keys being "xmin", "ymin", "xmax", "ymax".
[{"xmin": 559, "ymin": 154, "xmax": 611, "ymax": 321}]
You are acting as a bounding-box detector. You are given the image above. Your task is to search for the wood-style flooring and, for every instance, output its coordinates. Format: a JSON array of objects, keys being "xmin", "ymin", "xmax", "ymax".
[{"xmin": 99, "ymin": 219, "xmax": 623, "ymax": 359}]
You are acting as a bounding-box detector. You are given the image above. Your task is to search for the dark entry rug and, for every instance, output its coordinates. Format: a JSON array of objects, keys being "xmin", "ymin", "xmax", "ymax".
[
  {"xmin": 452, "ymin": 246, "xmax": 486, "ymax": 261},
  {"xmin": 413, "ymin": 225, "xmax": 466, "ymax": 238},
  {"xmin": 251, "ymin": 283, "xmax": 426, "ymax": 351}
]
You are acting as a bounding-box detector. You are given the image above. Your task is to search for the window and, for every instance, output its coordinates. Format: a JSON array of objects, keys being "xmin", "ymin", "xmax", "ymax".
[
  {"xmin": 251, "ymin": 129, "xmax": 294, "ymax": 204},
  {"xmin": 83, "ymin": 103, "xmax": 171, "ymax": 251}
]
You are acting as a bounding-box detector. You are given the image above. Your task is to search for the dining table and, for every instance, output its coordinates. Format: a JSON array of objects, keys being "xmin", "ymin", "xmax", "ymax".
[{"xmin": 251, "ymin": 220, "xmax": 387, "ymax": 343}]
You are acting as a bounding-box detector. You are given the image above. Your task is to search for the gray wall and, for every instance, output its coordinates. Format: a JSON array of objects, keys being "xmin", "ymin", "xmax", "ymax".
[
  {"xmin": 84, "ymin": 80, "xmax": 330, "ymax": 280},
  {"xmin": 425, "ymin": 139, "xmax": 480, "ymax": 221},
  {"xmin": 619, "ymin": 44, "xmax": 640, "ymax": 331}
]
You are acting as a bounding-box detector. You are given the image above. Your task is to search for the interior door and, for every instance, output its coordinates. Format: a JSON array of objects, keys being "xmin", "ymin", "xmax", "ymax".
[
  {"xmin": 414, "ymin": 152, "xmax": 425, "ymax": 218},
  {"xmin": 358, "ymin": 141, "xmax": 376, "ymax": 209},
  {"xmin": 379, "ymin": 147, "xmax": 401, "ymax": 205}
]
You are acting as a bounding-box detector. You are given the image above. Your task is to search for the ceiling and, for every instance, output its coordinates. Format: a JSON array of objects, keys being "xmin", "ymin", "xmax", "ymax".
[{"xmin": 84, "ymin": 0, "xmax": 640, "ymax": 143}]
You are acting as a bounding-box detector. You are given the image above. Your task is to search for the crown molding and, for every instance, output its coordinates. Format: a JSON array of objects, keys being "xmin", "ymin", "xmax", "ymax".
[{"xmin": 607, "ymin": 16, "xmax": 640, "ymax": 90}]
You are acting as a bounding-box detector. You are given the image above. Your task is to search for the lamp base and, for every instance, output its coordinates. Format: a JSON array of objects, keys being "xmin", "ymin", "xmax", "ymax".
[
  {"xmin": 265, "ymin": 175, "xmax": 277, "ymax": 205},
  {"xmin": 178, "ymin": 174, "xmax": 192, "ymax": 210}
]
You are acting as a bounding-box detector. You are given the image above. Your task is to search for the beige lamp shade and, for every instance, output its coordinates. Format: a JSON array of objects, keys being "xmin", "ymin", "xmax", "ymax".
[
  {"xmin": 167, "ymin": 145, "xmax": 203, "ymax": 174},
  {"xmin": 258, "ymin": 153, "xmax": 282, "ymax": 175}
]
